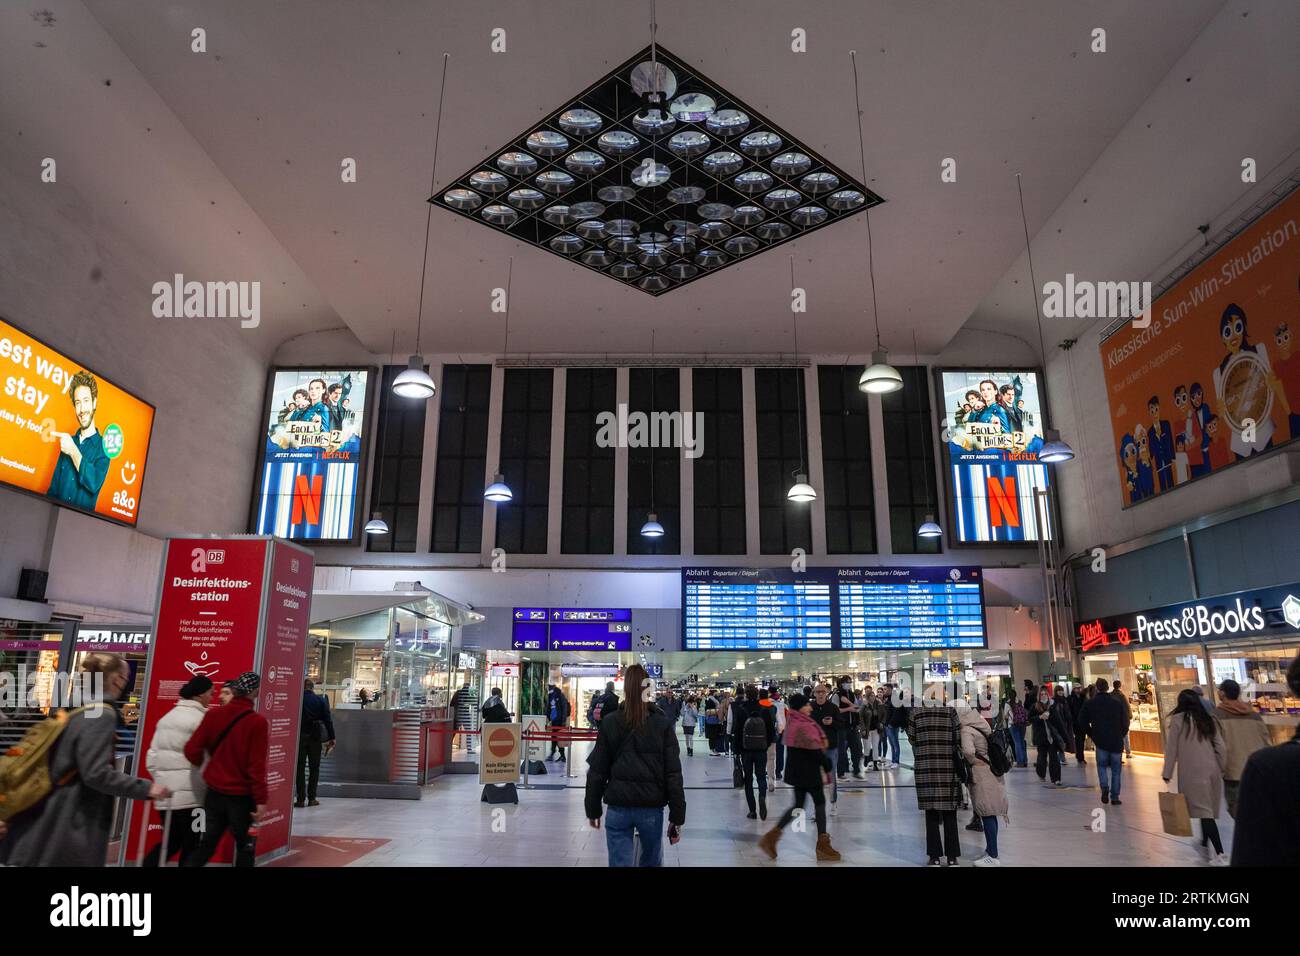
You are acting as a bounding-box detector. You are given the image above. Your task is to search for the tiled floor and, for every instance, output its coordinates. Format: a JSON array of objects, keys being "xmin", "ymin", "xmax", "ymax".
[{"xmin": 286, "ymin": 733, "xmax": 1235, "ymax": 867}]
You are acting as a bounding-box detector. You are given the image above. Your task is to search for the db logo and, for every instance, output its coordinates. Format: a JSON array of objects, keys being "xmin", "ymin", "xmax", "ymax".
[
  {"xmin": 190, "ymin": 547, "xmax": 226, "ymax": 572},
  {"xmin": 206, "ymin": 550, "xmax": 225, "ymax": 564},
  {"xmin": 487, "ymin": 727, "xmax": 515, "ymax": 758},
  {"xmin": 290, "ymin": 558, "xmax": 300, "ymax": 573}
]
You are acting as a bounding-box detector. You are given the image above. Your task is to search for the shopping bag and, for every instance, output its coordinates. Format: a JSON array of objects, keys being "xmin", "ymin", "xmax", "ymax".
[
  {"xmin": 1158, "ymin": 790, "xmax": 1193, "ymax": 837},
  {"xmin": 732, "ymin": 755, "xmax": 744, "ymax": 788}
]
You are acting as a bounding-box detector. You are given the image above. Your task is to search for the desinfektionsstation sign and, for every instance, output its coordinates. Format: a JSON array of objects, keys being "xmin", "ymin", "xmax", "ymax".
[{"xmin": 681, "ymin": 567, "xmax": 987, "ymax": 651}]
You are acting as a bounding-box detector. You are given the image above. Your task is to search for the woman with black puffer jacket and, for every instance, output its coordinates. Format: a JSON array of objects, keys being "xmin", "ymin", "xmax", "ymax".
[{"xmin": 585, "ymin": 664, "xmax": 686, "ymax": 867}]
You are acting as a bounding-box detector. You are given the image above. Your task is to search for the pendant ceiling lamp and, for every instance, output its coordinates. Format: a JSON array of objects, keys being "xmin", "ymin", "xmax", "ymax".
[
  {"xmin": 786, "ymin": 257, "xmax": 817, "ymax": 503},
  {"xmin": 367, "ymin": 333, "xmax": 397, "ymax": 534},
  {"xmin": 911, "ymin": 331, "xmax": 942, "ymax": 540},
  {"xmin": 848, "ymin": 50, "xmax": 901, "ymax": 395},
  {"xmin": 394, "ymin": 52, "xmax": 453, "ymax": 401},
  {"xmin": 1017, "ymin": 172, "xmax": 1074, "ymax": 463},
  {"xmin": 641, "ymin": 327, "xmax": 665, "ymax": 536},
  {"xmin": 484, "ymin": 258, "xmax": 515, "ymax": 503}
]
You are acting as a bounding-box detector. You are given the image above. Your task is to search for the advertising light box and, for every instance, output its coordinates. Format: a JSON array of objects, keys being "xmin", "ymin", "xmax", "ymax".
[
  {"xmin": 681, "ymin": 567, "xmax": 986, "ymax": 650},
  {"xmin": 250, "ymin": 366, "xmax": 375, "ymax": 542},
  {"xmin": 0, "ymin": 316, "xmax": 155, "ymax": 526},
  {"xmin": 936, "ymin": 368, "xmax": 1053, "ymax": 544}
]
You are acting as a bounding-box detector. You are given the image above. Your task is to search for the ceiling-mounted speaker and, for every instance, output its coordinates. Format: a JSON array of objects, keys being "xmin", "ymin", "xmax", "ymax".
[{"xmin": 18, "ymin": 568, "xmax": 48, "ymax": 603}]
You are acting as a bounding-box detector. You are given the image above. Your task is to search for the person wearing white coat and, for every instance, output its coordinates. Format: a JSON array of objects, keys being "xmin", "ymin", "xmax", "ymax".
[{"xmin": 143, "ymin": 676, "xmax": 214, "ymax": 866}]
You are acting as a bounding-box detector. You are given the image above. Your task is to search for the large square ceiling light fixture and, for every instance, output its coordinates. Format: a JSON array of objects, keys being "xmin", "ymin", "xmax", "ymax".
[{"xmin": 431, "ymin": 46, "xmax": 884, "ymax": 295}]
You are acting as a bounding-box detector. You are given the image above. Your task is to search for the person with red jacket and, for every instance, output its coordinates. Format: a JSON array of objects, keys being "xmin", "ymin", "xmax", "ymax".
[{"xmin": 181, "ymin": 671, "xmax": 269, "ymax": 867}]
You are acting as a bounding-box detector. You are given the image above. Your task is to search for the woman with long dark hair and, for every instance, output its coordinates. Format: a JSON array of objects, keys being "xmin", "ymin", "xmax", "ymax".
[
  {"xmin": 585, "ymin": 663, "xmax": 686, "ymax": 867},
  {"xmin": 1163, "ymin": 688, "xmax": 1229, "ymax": 865}
]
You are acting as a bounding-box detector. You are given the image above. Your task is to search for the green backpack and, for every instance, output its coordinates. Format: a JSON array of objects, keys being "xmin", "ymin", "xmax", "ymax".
[{"xmin": 0, "ymin": 707, "xmax": 86, "ymax": 821}]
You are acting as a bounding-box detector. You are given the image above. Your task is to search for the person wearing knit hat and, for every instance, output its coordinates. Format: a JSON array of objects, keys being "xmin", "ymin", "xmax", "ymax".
[
  {"xmin": 143, "ymin": 673, "xmax": 216, "ymax": 865},
  {"xmin": 181, "ymin": 668, "xmax": 270, "ymax": 867}
]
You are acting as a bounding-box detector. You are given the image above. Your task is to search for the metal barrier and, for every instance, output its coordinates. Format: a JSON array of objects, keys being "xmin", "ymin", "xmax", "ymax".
[{"xmin": 423, "ymin": 725, "xmax": 600, "ymax": 787}]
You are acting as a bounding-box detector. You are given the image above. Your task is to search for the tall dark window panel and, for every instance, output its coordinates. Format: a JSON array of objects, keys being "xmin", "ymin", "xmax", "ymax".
[
  {"xmin": 818, "ymin": 365, "xmax": 876, "ymax": 553},
  {"xmin": 430, "ymin": 364, "xmax": 491, "ymax": 553},
  {"xmin": 562, "ymin": 368, "xmax": 616, "ymax": 553},
  {"xmin": 627, "ymin": 368, "xmax": 681, "ymax": 555},
  {"xmin": 366, "ymin": 365, "xmax": 428, "ymax": 552},
  {"xmin": 755, "ymin": 368, "xmax": 813, "ymax": 555},
  {"xmin": 692, "ymin": 368, "xmax": 747, "ymax": 554},
  {"xmin": 882, "ymin": 366, "xmax": 941, "ymax": 554},
  {"xmin": 495, "ymin": 368, "xmax": 553, "ymax": 554}
]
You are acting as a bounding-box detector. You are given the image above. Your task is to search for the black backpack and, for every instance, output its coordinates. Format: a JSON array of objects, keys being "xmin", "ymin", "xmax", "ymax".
[
  {"xmin": 984, "ymin": 726, "xmax": 1013, "ymax": 777},
  {"xmin": 742, "ymin": 713, "xmax": 767, "ymax": 751}
]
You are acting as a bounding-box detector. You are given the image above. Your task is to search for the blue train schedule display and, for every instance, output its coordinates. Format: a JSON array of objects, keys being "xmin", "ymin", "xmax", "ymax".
[{"xmin": 681, "ymin": 567, "xmax": 986, "ymax": 650}]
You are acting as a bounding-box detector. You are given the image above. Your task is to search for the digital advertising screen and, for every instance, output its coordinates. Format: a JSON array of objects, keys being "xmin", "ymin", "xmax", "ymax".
[
  {"xmin": 0, "ymin": 316, "xmax": 155, "ymax": 526},
  {"xmin": 681, "ymin": 567, "xmax": 986, "ymax": 650},
  {"xmin": 251, "ymin": 366, "xmax": 374, "ymax": 542},
  {"xmin": 936, "ymin": 368, "xmax": 1053, "ymax": 544},
  {"xmin": 1099, "ymin": 187, "xmax": 1300, "ymax": 509}
]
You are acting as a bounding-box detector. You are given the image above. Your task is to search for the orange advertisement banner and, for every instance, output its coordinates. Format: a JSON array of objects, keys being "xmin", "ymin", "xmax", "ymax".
[
  {"xmin": 0, "ymin": 316, "xmax": 154, "ymax": 526},
  {"xmin": 1100, "ymin": 189, "xmax": 1300, "ymax": 508}
]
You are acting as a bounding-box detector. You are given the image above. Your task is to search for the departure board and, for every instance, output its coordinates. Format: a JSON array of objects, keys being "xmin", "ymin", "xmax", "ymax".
[{"xmin": 681, "ymin": 567, "xmax": 986, "ymax": 650}]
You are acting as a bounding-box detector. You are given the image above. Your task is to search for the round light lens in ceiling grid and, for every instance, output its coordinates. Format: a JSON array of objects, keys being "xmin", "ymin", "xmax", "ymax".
[
  {"xmin": 525, "ymin": 130, "xmax": 569, "ymax": 157},
  {"xmin": 570, "ymin": 201, "xmax": 606, "ymax": 220},
  {"xmin": 664, "ymin": 219, "xmax": 699, "ymax": 236},
  {"xmin": 606, "ymin": 218, "xmax": 639, "ymax": 236},
  {"xmin": 738, "ymin": 131, "xmax": 783, "ymax": 157},
  {"xmin": 668, "ymin": 262, "xmax": 699, "ymax": 279},
  {"xmin": 606, "ymin": 234, "xmax": 639, "ymax": 254},
  {"xmin": 669, "ymin": 92, "xmax": 716, "ymax": 123},
  {"xmin": 630, "ymin": 61, "xmax": 678, "ymax": 99},
  {"xmin": 724, "ymin": 236, "xmax": 759, "ymax": 256},
  {"xmin": 790, "ymin": 205, "xmax": 829, "ymax": 227},
  {"xmin": 732, "ymin": 170, "xmax": 773, "ymax": 194},
  {"xmin": 638, "ymin": 244, "xmax": 671, "ymax": 268},
  {"xmin": 633, "ymin": 109, "xmax": 676, "ymax": 137},
  {"xmin": 695, "ymin": 249, "xmax": 728, "ymax": 269},
  {"xmin": 597, "ymin": 185, "xmax": 636, "ymax": 203},
  {"xmin": 506, "ymin": 188, "xmax": 546, "ymax": 209},
  {"xmin": 668, "ymin": 130, "xmax": 711, "ymax": 158},
  {"xmin": 698, "ymin": 221, "xmax": 733, "ymax": 240},
  {"xmin": 597, "ymin": 130, "xmax": 640, "ymax": 155},
  {"xmin": 668, "ymin": 185, "xmax": 706, "ymax": 204},
  {"xmin": 496, "ymin": 151, "xmax": 538, "ymax": 176},
  {"xmin": 638, "ymin": 231, "xmax": 669, "ymax": 244},
  {"xmin": 550, "ymin": 234, "xmax": 585, "ymax": 254},
  {"xmin": 534, "ymin": 171, "xmax": 575, "ymax": 194},
  {"xmin": 755, "ymin": 221, "xmax": 792, "ymax": 241},
  {"xmin": 732, "ymin": 204, "xmax": 766, "ymax": 225},
  {"xmin": 469, "ymin": 170, "xmax": 509, "ymax": 193},
  {"xmin": 565, "ymin": 150, "xmax": 606, "ymax": 175},
  {"xmin": 558, "ymin": 108, "xmax": 603, "ymax": 134},
  {"xmin": 702, "ymin": 150, "xmax": 744, "ymax": 175},
  {"xmin": 542, "ymin": 204, "xmax": 576, "ymax": 225},
  {"xmin": 631, "ymin": 161, "xmax": 671, "ymax": 187},
  {"xmin": 481, "ymin": 204, "xmax": 518, "ymax": 226},
  {"xmin": 442, "ymin": 188, "xmax": 482, "ymax": 210},
  {"xmin": 770, "ymin": 151, "xmax": 812, "ymax": 176},
  {"xmin": 698, "ymin": 202, "xmax": 734, "ymax": 220},
  {"xmin": 668, "ymin": 235, "xmax": 697, "ymax": 256},
  {"xmin": 801, "ymin": 171, "xmax": 840, "ymax": 194},
  {"xmin": 827, "ymin": 189, "xmax": 867, "ymax": 211},
  {"xmin": 763, "ymin": 188, "xmax": 802, "ymax": 211},
  {"xmin": 581, "ymin": 248, "xmax": 614, "ymax": 267},
  {"xmin": 574, "ymin": 219, "xmax": 606, "ymax": 238},
  {"xmin": 706, "ymin": 109, "xmax": 750, "ymax": 137},
  {"xmin": 639, "ymin": 275, "xmax": 671, "ymax": 293},
  {"xmin": 608, "ymin": 261, "xmax": 642, "ymax": 279}
]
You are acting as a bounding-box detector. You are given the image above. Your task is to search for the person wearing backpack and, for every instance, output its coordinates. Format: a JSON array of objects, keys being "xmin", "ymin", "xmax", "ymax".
[
  {"xmin": 1005, "ymin": 689, "xmax": 1029, "ymax": 768},
  {"xmin": 181, "ymin": 672, "xmax": 269, "ymax": 867},
  {"xmin": 0, "ymin": 653, "xmax": 170, "ymax": 867},
  {"xmin": 757, "ymin": 693, "xmax": 840, "ymax": 862},
  {"xmin": 1078, "ymin": 677, "xmax": 1129, "ymax": 806},
  {"xmin": 589, "ymin": 682, "xmax": 619, "ymax": 729},
  {"xmin": 144, "ymin": 675, "xmax": 214, "ymax": 865},
  {"xmin": 958, "ymin": 697, "xmax": 1009, "ymax": 866},
  {"xmin": 546, "ymin": 684, "xmax": 572, "ymax": 763},
  {"xmin": 734, "ymin": 685, "xmax": 777, "ymax": 820},
  {"xmin": 296, "ymin": 679, "xmax": 336, "ymax": 808},
  {"xmin": 702, "ymin": 692, "xmax": 722, "ymax": 754}
]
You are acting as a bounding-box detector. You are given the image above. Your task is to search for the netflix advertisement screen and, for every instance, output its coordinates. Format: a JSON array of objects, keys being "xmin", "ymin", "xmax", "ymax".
[
  {"xmin": 251, "ymin": 366, "xmax": 373, "ymax": 542},
  {"xmin": 936, "ymin": 368, "xmax": 1055, "ymax": 544}
]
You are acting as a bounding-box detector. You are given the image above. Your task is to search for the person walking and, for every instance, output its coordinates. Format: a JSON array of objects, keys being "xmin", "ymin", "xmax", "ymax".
[
  {"xmin": 588, "ymin": 682, "xmax": 619, "ymax": 728},
  {"xmin": 680, "ymin": 696, "xmax": 698, "ymax": 756},
  {"xmin": 1029, "ymin": 686, "xmax": 1067, "ymax": 787},
  {"xmin": 958, "ymin": 698, "xmax": 1008, "ymax": 867},
  {"xmin": 585, "ymin": 664, "xmax": 685, "ymax": 867},
  {"xmin": 296, "ymin": 679, "xmax": 335, "ymax": 808},
  {"xmin": 1064, "ymin": 684, "xmax": 1086, "ymax": 766},
  {"xmin": 144, "ymin": 675, "xmax": 213, "ymax": 865},
  {"xmin": 1214, "ymin": 679, "xmax": 1271, "ymax": 818},
  {"xmin": 0, "ymin": 653, "xmax": 170, "ymax": 867},
  {"xmin": 703, "ymin": 691, "xmax": 722, "ymax": 754},
  {"xmin": 1162, "ymin": 688, "xmax": 1229, "ymax": 866},
  {"xmin": 735, "ymin": 685, "xmax": 777, "ymax": 820},
  {"xmin": 1078, "ymin": 678, "xmax": 1128, "ymax": 805},
  {"xmin": 1004, "ymin": 689, "xmax": 1029, "ymax": 768},
  {"xmin": 757, "ymin": 692, "xmax": 840, "ymax": 862},
  {"xmin": 908, "ymin": 698, "xmax": 964, "ymax": 866},
  {"xmin": 546, "ymin": 683, "xmax": 572, "ymax": 763},
  {"xmin": 718, "ymin": 692, "xmax": 734, "ymax": 756},
  {"xmin": 481, "ymin": 687, "xmax": 511, "ymax": 724},
  {"xmin": 768, "ymin": 687, "xmax": 787, "ymax": 785},
  {"xmin": 1111, "ymin": 681, "xmax": 1134, "ymax": 760},
  {"xmin": 1231, "ymin": 655, "xmax": 1300, "ymax": 866},
  {"xmin": 833, "ymin": 676, "xmax": 864, "ymax": 779},
  {"xmin": 883, "ymin": 684, "xmax": 907, "ymax": 769},
  {"xmin": 810, "ymin": 683, "xmax": 840, "ymax": 810},
  {"xmin": 860, "ymin": 684, "xmax": 885, "ymax": 771},
  {"xmin": 181, "ymin": 672, "xmax": 269, "ymax": 867}
]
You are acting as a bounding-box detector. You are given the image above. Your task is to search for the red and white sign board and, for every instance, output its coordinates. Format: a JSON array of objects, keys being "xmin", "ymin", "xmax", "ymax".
[{"xmin": 123, "ymin": 536, "xmax": 313, "ymax": 865}]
